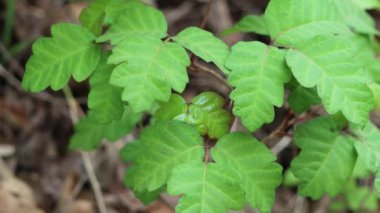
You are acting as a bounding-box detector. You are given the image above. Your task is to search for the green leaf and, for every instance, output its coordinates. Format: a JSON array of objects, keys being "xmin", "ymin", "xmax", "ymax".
[
  {"xmin": 154, "ymin": 94, "xmax": 187, "ymax": 121},
  {"xmin": 332, "ymin": 0, "xmax": 378, "ymax": 35},
  {"xmin": 125, "ymin": 121, "xmax": 204, "ymax": 191},
  {"xmin": 345, "ymin": 180, "xmax": 379, "ymax": 211},
  {"xmin": 283, "ymin": 169, "xmax": 300, "ymax": 187},
  {"xmin": 97, "ymin": 2, "xmax": 167, "ymax": 44},
  {"xmin": 79, "ymin": 0, "xmax": 108, "ymax": 36},
  {"xmin": 212, "ymin": 133, "xmax": 283, "ymax": 212},
  {"xmin": 108, "ymin": 36, "xmax": 190, "ymax": 112},
  {"xmin": 291, "ymin": 117, "xmax": 357, "ymax": 199},
  {"xmin": 350, "ymin": 122, "xmax": 380, "ymax": 173},
  {"xmin": 186, "ymin": 92, "xmax": 231, "ymax": 139},
  {"xmin": 22, "ymin": 23, "xmax": 101, "ymax": 92},
  {"xmin": 120, "ymin": 140, "xmax": 144, "ymax": 163},
  {"xmin": 287, "ymin": 79, "xmax": 320, "ymax": 114},
  {"xmin": 88, "ymin": 52, "xmax": 123, "ymax": 124},
  {"xmin": 286, "ymin": 35, "xmax": 373, "ymax": 125},
  {"xmin": 69, "ymin": 107, "xmax": 141, "ymax": 150},
  {"xmin": 226, "ymin": 41, "xmax": 291, "ymax": 131},
  {"xmin": 352, "ymin": 158, "xmax": 371, "ymax": 178},
  {"xmin": 134, "ymin": 187, "xmax": 164, "ymax": 205},
  {"xmin": 174, "ymin": 27, "xmax": 230, "ymax": 74},
  {"xmin": 167, "ymin": 161, "xmax": 245, "ymax": 213},
  {"xmin": 221, "ymin": 15, "xmax": 268, "ymax": 36},
  {"xmin": 370, "ymin": 84, "xmax": 380, "ymax": 111},
  {"xmin": 264, "ymin": 0, "xmax": 350, "ymax": 46},
  {"xmin": 353, "ymin": 35, "xmax": 380, "ymax": 83},
  {"xmin": 154, "ymin": 92, "xmax": 231, "ymax": 139},
  {"xmin": 104, "ymin": 0, "xmax": 140, "ymax": 25},
  {"xmin": 352, "ymin": 0, "xmax": 380, "ymax": 10}
]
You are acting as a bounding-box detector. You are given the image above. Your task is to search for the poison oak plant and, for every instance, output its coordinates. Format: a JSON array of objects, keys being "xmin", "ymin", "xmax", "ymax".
[{"xmin": 22, "ymin": 0, "xmax": 380, "ymax": 212}]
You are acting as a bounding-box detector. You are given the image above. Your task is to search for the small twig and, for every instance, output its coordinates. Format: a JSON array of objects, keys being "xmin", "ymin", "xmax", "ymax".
[
  {"xmin": 0, "ymin": 55, "xmax": 65, "ymax": 105},
  {"xmin": 262, "ymin": 109, "xmax": 294, "ymax": 144},
  {"xmin": 62, "ymin": 86, "xmax": 107, "ymax": 213},
  {"xmin": 200, "ymin": 0, "xmax": 215, "ymax": 29},
  {"xmin": 271, "ymin": 136, "xmax": 292, "ymax": 155},
  {"xmin": 191, "ymin": 62, "xmax": 230, "ymax": 89}
]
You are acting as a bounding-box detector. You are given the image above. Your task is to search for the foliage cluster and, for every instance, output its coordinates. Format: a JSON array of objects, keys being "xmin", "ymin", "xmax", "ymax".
[{"xmin": 22, "ymin": 0, "xmax": 380, "ymax": 212}]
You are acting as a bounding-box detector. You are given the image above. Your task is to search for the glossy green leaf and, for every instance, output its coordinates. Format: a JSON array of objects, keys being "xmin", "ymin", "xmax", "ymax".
[
  {"xmin": 108, "ymin": 36, "xmax": 190, "ymax": 112},
  {"xmin": 187, "ymin": 92, "xmax": 231, "ymax": 139},
  {"xmin": 154, "ymin": 94, "xmax": 187, "ymax": 121},
  {"xmin": 79, "ymin": 0, "xmax": 108, "ymax": 35},
  {"xmin": 125, "ymin": 121, "xmax": 204, "ymax": 191},
  {"xmin": 291, "ymin": 117, "xmax": 357, "ymax": 199},
  {"xmin": 221, "ymin": 15, "xmax": 268, "ymax": 36},
  {"xmin": 88, "ymin": 52, "xmax": 123, "ymax": 123},
  {"xmin": 212, "ymin": 133, "xmax": 283, "ymax": 212},
  {"xmin": 97, "ymin": 2, "xmax": 167, "ymax": 44},
  {"xmin": 174, "ymin": 27, "xmax": 230, "ymax": 74},
  {"xmin": 167, "ymin": 162, "xmax": 245, "ymax": 213},
  {"xmin": 69, "ymin": 107, "xmax": 141, "ymax": 150},
  {"xmin": 226, "ymin": 41, "xmax": 291, "ymax": 131},
  {"xmin": 154, "ymin": 92, "xmax": 231, "ymax": 139},
  {"xmin": 22, "ymin": 23, "xmax": 101, "ymax": 92},
  {"xmin": 265, "ymin": 0, "xmax": 351, "ymax": 46},
  {"xmin": 286, "ymin": 35, "xmax": 373, "ymax": 125}
]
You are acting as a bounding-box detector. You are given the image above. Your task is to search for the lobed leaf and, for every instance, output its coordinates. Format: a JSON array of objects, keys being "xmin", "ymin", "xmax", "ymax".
[
  {"xmin": 286, "ymin": 35, "xmax": 373, "ymax": 125},
  {"xmin": 291, "ymin": 117, "xmax": 357, "ymax": 199},
  {"xmin": 167, "ymin": 162, "xmax": 245, "ymax": 213},
  {"xmin": 350, "ymin": 122, "xmax": 380, "ymax": 173},
  {"xmin": 97, "ymin": 1, "xmax": 167, "ymax": 44},
  {"xmin": 22, "ymin": 23, "xmax": 100, "ymax": 92},
  {"xmin": 79, "ymin": 0, "xmax": 108, "ymax": 36},
  {"xmin": 88, "ymin": 52, "xmax": 124, "ymax": 123},
  {"xmin": 212, "ymin": 132, "xmax": 283, "ymax": 212},
  {"xmin": 226, "ymin": 41, "xmax": 291, "ymax": 131},
  {"xmin": 108, "ymin": 36, "xmax": 190, "ymax": 112},
  {"xmin": 125, "ymin": 121, "xmax": 204, "ymax": 192},
  {"xmin": 264, "ymin": 0, "xmax": 351, "ymax": 46},
  {"xmin": 174, "ymin": 27, "xmax": 230, "ymax": 74}
]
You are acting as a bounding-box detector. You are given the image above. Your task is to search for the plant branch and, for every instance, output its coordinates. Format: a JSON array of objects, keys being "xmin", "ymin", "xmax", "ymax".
[
  {"xmin": 62, "ymin": 86, "xmax": 107, "ymax": 213},
  {"xmin": 262, "ymin": 109, "xmax": 294, "ymax": 144},
  {"xmin": 191, "ymin": 62, "xmax": 230, "ymax": 89},
  {"xmin": 200, "ymin": 0, "xmax": 215, "ymax": 29}
]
